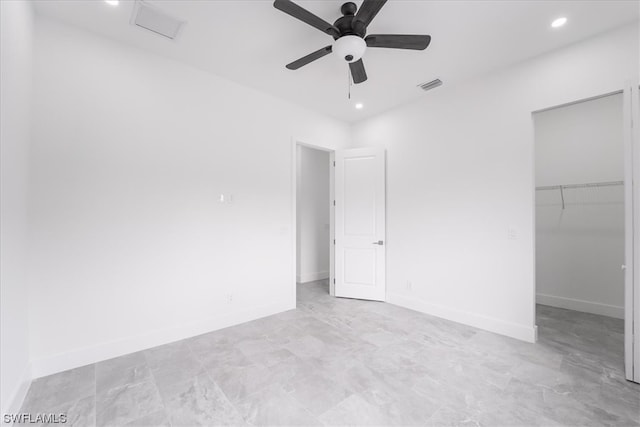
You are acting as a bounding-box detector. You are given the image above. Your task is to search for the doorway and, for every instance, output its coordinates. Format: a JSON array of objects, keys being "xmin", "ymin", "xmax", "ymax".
[
  {"xmin": 295, "ymin": 144, "xmax": 332, "ymax": 299},
  {"xmin": 292, "ymin": 142, "xmax": 387, "ymax": 305},
  {"xmin": 533, "ymin": 90, "xmax": 636, "ymax": 382}
]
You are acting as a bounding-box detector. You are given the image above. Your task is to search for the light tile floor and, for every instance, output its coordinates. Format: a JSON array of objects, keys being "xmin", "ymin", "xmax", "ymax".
[{"xmin": 19, "ymin": 280, "xmax": 640, "ymax": 426}]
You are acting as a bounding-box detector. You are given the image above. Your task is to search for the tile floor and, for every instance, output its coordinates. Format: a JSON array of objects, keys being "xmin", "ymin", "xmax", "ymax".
[{"xmin": 19, "ymin": 280, "xmax": 640, "ymax": 426}]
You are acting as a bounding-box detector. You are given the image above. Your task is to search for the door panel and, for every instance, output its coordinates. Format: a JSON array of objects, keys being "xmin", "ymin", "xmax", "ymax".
[
  {"xmin": 344, "ymin": 248, "xmax": 376, "ymax": 284},
  {"xmin": 335, "ymin": 147, "xmax": 385, "ymax": 301}
]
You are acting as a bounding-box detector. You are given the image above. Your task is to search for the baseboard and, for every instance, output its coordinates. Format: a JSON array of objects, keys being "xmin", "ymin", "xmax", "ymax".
[
  {"xmin": 387, "ymin": 293, "xmax": 536, "ymax": 343},
  {"xmin": 30, "ymin": 299, "xmax": 293, "ymax": 379},
  {"xmin": 297, "ymin": 271, "xmax": 329, "ymax": 283},
  {"xmin": 536, "ymin": 293, "xmax": 623, "ymax": 319},
  {"xmin": 1, "ymin": 361, "xmax": 32, "ymax": 418}
]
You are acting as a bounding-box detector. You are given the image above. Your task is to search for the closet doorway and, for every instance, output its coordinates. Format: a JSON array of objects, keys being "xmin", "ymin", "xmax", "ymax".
[{"xmin": 533, "ymin": 91, "xmax": 637, "ymax": 382}]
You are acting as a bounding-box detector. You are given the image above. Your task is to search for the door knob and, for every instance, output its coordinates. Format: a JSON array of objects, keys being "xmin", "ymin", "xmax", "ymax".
[{"xmin": 372, "ymin": 240, "xmax": 384, "ymax": 245}]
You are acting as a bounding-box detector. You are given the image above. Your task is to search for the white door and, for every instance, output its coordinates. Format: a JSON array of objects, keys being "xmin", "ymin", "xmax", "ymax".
[{"xmin": 334, "ymin": 147, "xmax": 386, "ymax": 301}]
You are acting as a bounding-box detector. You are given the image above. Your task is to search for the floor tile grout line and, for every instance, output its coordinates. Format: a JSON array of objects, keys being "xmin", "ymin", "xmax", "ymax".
[{"xmin": 93, "ymin": 364, "xmax": 97, "ymax": 427}]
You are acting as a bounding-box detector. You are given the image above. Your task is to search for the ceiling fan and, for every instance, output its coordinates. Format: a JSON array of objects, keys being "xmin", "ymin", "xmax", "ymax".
[{"xmin": 273, "ymin": 0, "xmax": 431, "ymax": 84}]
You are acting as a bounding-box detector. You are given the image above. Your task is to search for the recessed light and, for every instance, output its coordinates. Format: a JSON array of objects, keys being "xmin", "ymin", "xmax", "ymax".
[
  {"xmin": 105, "ymin": 0, "xmax": 119, "ymax": 6},
  {"xmin": 551, "ymin": 17, "xmax": 567, "ymax": 28},
  {"xmin": 355, "ymin": 103, "xmax": 363, "ymax": 110}
]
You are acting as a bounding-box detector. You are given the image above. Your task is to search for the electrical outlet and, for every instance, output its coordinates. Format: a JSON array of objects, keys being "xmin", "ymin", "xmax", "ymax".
[
  {"xmin": 225, "ymin": 293, "xmax": 234, "ymax": 303},
  {"xmin": 406, "ymin": 280, "xmax": 413, "ymax": 291},
  {"xmin": 218, "ymin": 194, "xmax": 234, "ymax": 204}
]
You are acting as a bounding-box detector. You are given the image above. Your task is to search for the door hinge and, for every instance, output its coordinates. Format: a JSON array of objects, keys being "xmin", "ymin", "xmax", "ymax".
[
  {"xmin": 333, "ymin": 239, "xmax": 336, "ymax": 245},
  {"xmin": 333, "ymin": 278, "xmax": 336, "ymax": 284},
  {"xmin": 333, "ymin": 200, "xmax": 336, "ymax": 206},
  {"xmin": 333, "ymin": 161, "xmax": 336, "ymax": 167}
]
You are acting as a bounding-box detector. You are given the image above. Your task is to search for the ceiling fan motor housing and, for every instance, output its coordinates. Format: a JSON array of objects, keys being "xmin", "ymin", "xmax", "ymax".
[{"xmin": 333, "ymin": 3, "xmax": 367, "ymax": 39}]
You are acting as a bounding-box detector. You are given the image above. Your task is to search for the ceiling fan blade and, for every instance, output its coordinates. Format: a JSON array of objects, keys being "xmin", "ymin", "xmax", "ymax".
[
  {"xmin": 365, "ymin": 34, "xmax": 431, "ymax": 50},
  {"xmin": 355, "ymin": 0, "xmax": 387, "ymax": 27},
  {"xmin": 286, "ymin": 46, "xmax": 333, "ymax": 70},
  {"xmin": 274, "ymin": 0, "xmax": 339, "ymax": 37},
  {"xmin": 349, "ymin": 59, "xmax": 368, "ymax": 84}
]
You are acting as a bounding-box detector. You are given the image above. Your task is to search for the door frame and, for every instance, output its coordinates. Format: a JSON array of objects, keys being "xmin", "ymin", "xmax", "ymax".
[
  {"xmin": 291, "ymin": 138, "xmax": 336, "ymax": 306},
  {"xmin": 531, "ymin": 85, "xmax": 639, "ymax": 382},
  {"xmin": 626, "ymin": 83, "xmax": 640, "ymax": 382}
]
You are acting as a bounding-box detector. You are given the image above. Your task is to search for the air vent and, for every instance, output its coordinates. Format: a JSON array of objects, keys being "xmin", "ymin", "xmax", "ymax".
[
  {"xmin": 418, "ymin": 79, "xmax": 443, "ymax": 92},
  {"xmin": 131, "ymin": 1, "xmax": 186, "ymax": 40}
]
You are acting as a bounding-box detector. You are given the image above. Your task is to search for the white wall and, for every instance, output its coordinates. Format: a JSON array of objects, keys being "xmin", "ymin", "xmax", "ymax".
[
  {"xmin": 351, "ymin": 24, "xmax": 639, "ymax": 342},
  {"xmin": 28, "ymin": 17, "xmax": 350, "ymax": 377},
  {"xmin": 535, "ymin": 94, "xmax": 624, "ymax": 186},
  {"xmin": 296, "ymin": 146, "xmax": 330, "ymax": 283},
  {"xmin": 535, "ymin": 94, "xmax": 625, "ymax": 318},
  {"xmin": 1, "ymin": 0, "xmax": 34, "ymax": 415}
]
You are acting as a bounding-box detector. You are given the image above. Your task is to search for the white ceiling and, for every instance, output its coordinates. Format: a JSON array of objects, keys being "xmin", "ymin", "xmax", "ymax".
[{"xmin": 33, "ymin": 0, "xmax": 639, "ymax": 122}]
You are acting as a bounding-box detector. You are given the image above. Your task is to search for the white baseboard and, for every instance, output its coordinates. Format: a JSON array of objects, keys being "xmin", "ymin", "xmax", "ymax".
[
  {"xmin": 387, "ymin": 293, "xmax": 536, "ymax": 343},
  {"xmin": 30, "ymin": 299, "xmax": 293, "ymax": 379},
  {"xmin": 1, "ymin": 361, "xmax": 32, "ymax": 418},
  {"xmin": 536, "ymin": 293, "xmax": 623, "ymax": 319},
  {"xmin": 297, "ymin": 271, "xmax": 329, "ymax": 283}
]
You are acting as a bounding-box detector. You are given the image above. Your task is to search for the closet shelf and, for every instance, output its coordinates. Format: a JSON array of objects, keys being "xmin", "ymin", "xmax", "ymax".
[
  {"xmin": 535, "ymin": 181, "xmax": 623, "ymax": 209},
  {"xmin": 535, "ymin": 180, "xmax": 623, "ymax": 191}
]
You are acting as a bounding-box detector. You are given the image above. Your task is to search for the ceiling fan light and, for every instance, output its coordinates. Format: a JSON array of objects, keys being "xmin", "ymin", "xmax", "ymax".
[{"xmin": 333, "ymin": 35, "xmax": 367, "ymax": 63}]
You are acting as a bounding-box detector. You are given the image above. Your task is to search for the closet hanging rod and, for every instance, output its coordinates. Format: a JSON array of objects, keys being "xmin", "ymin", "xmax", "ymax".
[{"xmin": 535, "ymin": 180, "xmax": 623, "ymax": 191}]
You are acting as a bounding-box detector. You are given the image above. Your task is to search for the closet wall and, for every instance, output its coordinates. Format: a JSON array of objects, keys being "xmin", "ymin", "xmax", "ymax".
[{"xmin": 535, "ymin": 93, "xmax": 624, "ymax": 319}]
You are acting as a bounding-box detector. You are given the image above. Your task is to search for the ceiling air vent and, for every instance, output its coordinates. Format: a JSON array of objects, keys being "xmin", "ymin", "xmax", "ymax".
[
  {"xmin": 418, "ymin": 79, "xmax": 443, "ymax": 92},
  {"xmin": 131, "ymin": 1, "xmax": 186, "ymax": 40}
]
